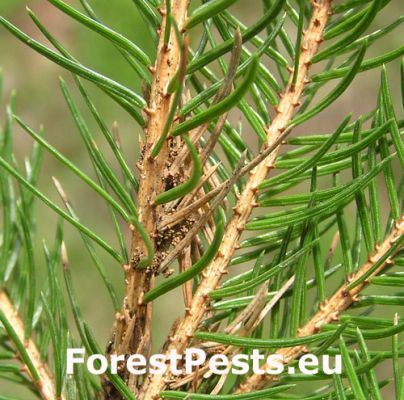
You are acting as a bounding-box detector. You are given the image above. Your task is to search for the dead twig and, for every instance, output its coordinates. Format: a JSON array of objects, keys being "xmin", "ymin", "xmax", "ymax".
[
  {"xmin": 159, "ymin": 151, "xmax": 247, "ymax": 273},
  {"xmin": 171, "ymin": 28, "xmax": 243, "ymax": 173}
]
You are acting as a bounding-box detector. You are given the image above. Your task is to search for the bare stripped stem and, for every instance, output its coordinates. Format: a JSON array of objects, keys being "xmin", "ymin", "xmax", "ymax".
[
  {"xmin": 0, "ymin": 291, "xmax": 63, "ymax": 400},
  {"xmin": 141, "ymin": 1, "xmax": 333, "ymax": 398},
  {"xmin": 106, "ymin": 0, "xmax": 190, "ymax": 398},
  {"xmin": 237, "ymin": 215, "xmax": 404, "ymax": 392}
]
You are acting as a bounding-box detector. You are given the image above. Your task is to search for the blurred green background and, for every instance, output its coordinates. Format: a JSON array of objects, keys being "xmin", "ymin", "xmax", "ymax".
[{"xmin": 0, "ymin": 0, "xmax": 403, "ymax": 398}]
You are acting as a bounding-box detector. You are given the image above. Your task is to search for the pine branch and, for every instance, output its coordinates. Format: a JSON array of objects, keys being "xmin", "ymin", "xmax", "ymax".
[
  {"xmin": 2, "ymin": 1, "xmax": 403, "ymax": 398},
  {"xmin": 141, "ymin": 1, "xmax": 333, "ymax": 398},
  {"xmin": 0, "ymin": 291, "xmax": 62, "ymax": 400},
  {"xmin": 105, "ymin": 0, "xmax": 191, "ymax": 398},
  {"xmin": 237, "ymin": 214, "xmax": 404, "ymax": 393}
]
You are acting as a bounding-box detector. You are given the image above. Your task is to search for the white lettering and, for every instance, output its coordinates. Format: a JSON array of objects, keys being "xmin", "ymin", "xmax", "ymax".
[
  {"xmin": 323, "ymin": 354, "xmax": 342, "ymax": 375},
  {"xmin": 66, "ymin": 348, "xmax": 85, "ymax": 375},
  {"xmin": 127, "ymin": 354, "xmax": 147, "ymax": 375},
  {"xmin": 185, "ymin": 348, "xmax": 206, "ymax": 374},
  {"xmin": 232, "ymin": 354, "xmax": 249, "ymax": 375},
  {"xmin": 265, "ymin": 354, "xmax": 284, "ymax": 375},
  {"xmin": 299, "ymin": 354, "xmax": 318, "ymax": 375},
  {"xmin": 209, "ymin": 354, "xmax": 229, "ymax": 375},
  {"xmin": 87, "ymin": 354, "xmax": 108, "ymax": 375}
]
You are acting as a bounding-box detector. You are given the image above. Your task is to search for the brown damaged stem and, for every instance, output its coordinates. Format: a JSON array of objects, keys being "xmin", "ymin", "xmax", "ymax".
[
  {"xmin": 237, "ymin": 215, "xmax": 404, "ymax": 392},
  {"xmin": 105, "ymin": 0, "xmax": 190, "ymax": 398},
  {"xmin": 0, "ymin": 291, "xmax": 63, "ymax": 400},
  {"xmin": 140, "ymin": 1, "xmax": 333, "ymax": 398}
]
